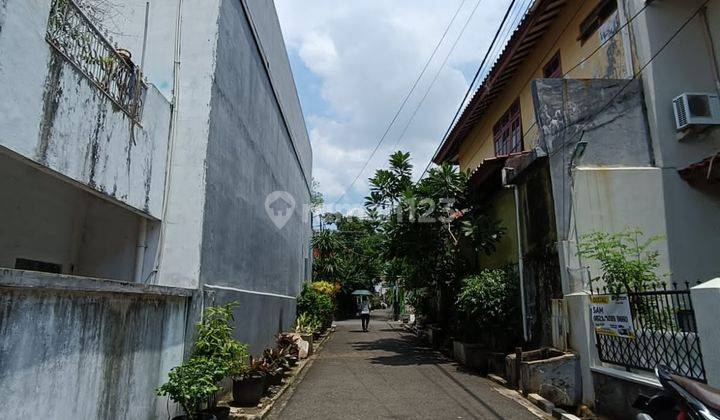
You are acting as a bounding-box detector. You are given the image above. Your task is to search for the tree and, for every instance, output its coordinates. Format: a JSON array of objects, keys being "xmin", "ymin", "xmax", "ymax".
[{"xmin": 365, "ymin": 152, "xmax": 505, "ymax": 326}]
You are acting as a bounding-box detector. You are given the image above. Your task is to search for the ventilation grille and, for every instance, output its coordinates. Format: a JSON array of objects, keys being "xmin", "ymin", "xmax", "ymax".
[{"xmin": 674, "ymin": 96, "xmax": 688, "ymax": 128}]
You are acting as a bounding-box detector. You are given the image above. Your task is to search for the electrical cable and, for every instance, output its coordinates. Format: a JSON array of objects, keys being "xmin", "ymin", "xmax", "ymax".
[
  {"xmin": 462, "ymin": 0, "xmax": 650, "ymax": 168},
  {"xmin": 393, "ymin": 0, "xmax": 532, "ymax": 151},
  {"xmin": 418, "ymin": 0, "xmax": 520, "ymax": 180},
  {"xmin": 391, "ymin": 0, "xmax": 501, "ymax": 150},
  {"xmin": 330, "ymin": 0, "xmax": 471, "ymax": 206}
]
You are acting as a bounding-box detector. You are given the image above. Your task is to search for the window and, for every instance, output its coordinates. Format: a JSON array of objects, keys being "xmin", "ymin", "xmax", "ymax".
[
  {"xmin": 578, "ymin": 0, "xmax": 618, "ymax": 43},
  {"xmin": 493, "ymin": 100, "xmax": 523, "ymax": 156},
  {"xmin": 543, "ymin": 51, "xmax": 562, "ymax": 78},
  {"xmin": 15, "ymin": 258, "xmax": 62, "ymax": 274}
]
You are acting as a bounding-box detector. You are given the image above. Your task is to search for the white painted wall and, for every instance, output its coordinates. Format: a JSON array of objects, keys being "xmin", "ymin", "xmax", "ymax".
[
  {"xmin": 151, "ymin": 0, "xmax": 221, "ymax": 289},
  {"xmin": 0, "ymin": 0, "xmax": 171, "ymax": 217},
  {"xmin": 691, "ymin": 278, "xmax": 720, "ymax": 388},
  {"xmin": 568, "ymin": 167, "xmax": 671, "ymax": 292},
  {"xmin": 0, "ymin": 151, "xmax": 153, "ymax": 282},
  {"xmin": 628, "ymin": 0, "xmax": 720, "ymax": 283}
]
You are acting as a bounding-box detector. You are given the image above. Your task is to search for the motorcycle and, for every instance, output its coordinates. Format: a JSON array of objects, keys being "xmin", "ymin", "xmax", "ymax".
[{"xmin": 634, "ymin": 365, "xmax": 720, "ymax": 420}]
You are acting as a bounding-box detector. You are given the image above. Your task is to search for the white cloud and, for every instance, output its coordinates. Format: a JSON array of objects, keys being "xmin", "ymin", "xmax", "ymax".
[{"xmin": 275, "ymin": 0, "xmax": 516, "ymax": 207}]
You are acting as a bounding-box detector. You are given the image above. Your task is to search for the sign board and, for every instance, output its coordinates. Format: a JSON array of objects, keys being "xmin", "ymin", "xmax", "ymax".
[{"xmin": 590, "ymin": 294, "xmax": 635, "ymax": 339}]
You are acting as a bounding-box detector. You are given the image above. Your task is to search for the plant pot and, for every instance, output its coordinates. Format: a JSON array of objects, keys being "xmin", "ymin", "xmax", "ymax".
[
  {"xmin": 453, "ymin": 340, "xmax": 488, "ymax": 371},
  {"xmin": 267, "ymin": 367, "xmax": 284, "ymax": 387},
  {"xmin": 232, "ymin": 374, "xmax": 265, "ymax": 407},
  {"xmin": 172, "ymin": 414, "xmax": 216, "ymax": 420},
  {"xmin": 312, "ymin": 330, "xmax": 321, "ymax": 340},
  {"xmin": 300, "ymin": 333, "xmax": 314, "ymax": 356},
  {"xmin": 200, "ymin": 406, "xmax": 230, "ymax": 420},
  {"xmin": 505, "ymin": 348, "xmax": 580, "ymax": 406},
  {"xmin": 287, "ymin": 355, "xmax": 298, "ymax": 367},
  {"xmin": 426, "ymin": 325, "xmax": 444, "ymax": 348}
]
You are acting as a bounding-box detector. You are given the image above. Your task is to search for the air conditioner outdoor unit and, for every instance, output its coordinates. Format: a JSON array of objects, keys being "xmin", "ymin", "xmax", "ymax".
[{"xmin": 672, "ymin": 92, "xmax": 720, "ymax": 131}]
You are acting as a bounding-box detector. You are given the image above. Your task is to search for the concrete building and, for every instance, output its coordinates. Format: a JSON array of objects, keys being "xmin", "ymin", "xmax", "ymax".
[
  {"xmin": 433, "ymin": 0, "xmax": 720, "ymax": 416},
  {"xmin": 0, "ymin": 0, "xmax": 311, "ymax": 417}
]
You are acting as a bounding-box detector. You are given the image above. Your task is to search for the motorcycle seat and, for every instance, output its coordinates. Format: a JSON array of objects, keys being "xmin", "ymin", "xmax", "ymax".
[{"xmin": 672, "ymin": 374, "xmax": 720, "ymax": 412}]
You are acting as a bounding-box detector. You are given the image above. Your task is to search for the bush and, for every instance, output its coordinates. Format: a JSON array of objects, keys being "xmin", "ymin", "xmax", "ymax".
[
  {"xmin": 297, "ymin": 282, "xmax": 333, "ymax": 325},
  {"xmin": 577, "ymin": 228, "xmax": 665, "ymax": 292},
  {"xmin": 456, "ymin": 268, "xmax": 517, "ymax": 329},
  {"xmin": 192, "ymin": 302, "xmax": 249, "ymax": 378},
  {"xmin": 310, "ymin": 280, "xmax": 340, "ymax": 297},
  {"xmin": 156, "ymin": 357, "xmax": 225, "ymax": 419}
]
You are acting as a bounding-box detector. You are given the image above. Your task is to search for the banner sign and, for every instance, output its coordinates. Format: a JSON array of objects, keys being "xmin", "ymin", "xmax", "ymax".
[{"xmin": 590, "ymin": 294, "xmax": 635, "ymax": 339}]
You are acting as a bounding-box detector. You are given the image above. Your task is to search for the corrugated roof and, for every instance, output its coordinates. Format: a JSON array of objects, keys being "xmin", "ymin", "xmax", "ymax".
[{"xmin": 433, "ymin": 0, "xmax": 568, "ymax": 164}]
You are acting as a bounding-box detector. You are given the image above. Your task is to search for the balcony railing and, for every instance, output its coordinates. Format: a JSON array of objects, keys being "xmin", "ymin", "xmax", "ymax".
[{"xmin": 46, "ymin": 0, "xmax": 145, "ymax": 120}]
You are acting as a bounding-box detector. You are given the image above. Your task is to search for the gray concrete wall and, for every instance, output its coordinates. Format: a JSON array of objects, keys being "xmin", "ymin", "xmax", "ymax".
[
  {"xmin": 198, "ymin": 0, "xmax": 310, "ymax": 353},
  {"xmin": 533, "ymin": 78, "xmax": 655, "ymax": 293},
  {"xmin": 0, "ymin": 0, "xmax": 171, "ymax": 217},
  {"xmin": 243, "ymin": 0, "xmax": 313, "ymax": 183},
  {"xmin": 0, "ymin": 271, "xmax": 188, "ymax": 419}
]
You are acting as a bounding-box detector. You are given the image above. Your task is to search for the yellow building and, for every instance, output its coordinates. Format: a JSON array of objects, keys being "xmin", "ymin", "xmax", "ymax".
[{"xmin": 434, "ymin": 0, "xmax": 720, "ymax": 413}]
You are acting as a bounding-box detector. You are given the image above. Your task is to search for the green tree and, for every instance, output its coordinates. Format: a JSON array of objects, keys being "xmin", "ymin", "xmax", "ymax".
[{"xmin": 365, "ymin": 152, "xmax": 505, "ymax": 326}]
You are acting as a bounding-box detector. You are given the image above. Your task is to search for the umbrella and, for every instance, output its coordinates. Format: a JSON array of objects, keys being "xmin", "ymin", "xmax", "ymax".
[{"xmin": 351, "ymin": 289, "xmax": 373, "ymax": 296}]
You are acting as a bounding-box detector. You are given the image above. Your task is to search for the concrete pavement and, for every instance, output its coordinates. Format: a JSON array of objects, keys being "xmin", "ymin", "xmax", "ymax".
[{"xmin": 269, "ymin": 311, "xmax": 543, "ymax": 419}]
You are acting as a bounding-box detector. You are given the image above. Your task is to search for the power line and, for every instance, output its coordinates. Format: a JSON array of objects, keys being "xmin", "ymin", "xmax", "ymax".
[
  {"xmin": 392, "ymin": 0, "xmax": 522, "ymax": 151},
  {"xmin": 462, "ymin": 0, "xmax": 651, "ymax": 168},
  {"xmin": 419, "ymin": 0, "xmax": 520, "ymax": 180},
  {"xmin": 331, "ymin": 0, "xmax": 471, "ymax": 206},
  {"xmin": 459, "ymin": 0, "xmax": 593, "ymax": 168},
  {"xmin": 547, "ymin": 0, "xmax": 710, "ymax": 161}
]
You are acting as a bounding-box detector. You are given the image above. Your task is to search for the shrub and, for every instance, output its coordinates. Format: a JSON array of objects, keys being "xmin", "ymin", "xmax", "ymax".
[
  {"xmin": 295, "ymin": 312, "xmax": 321, "ymax": 334},
  {"xmin": 456, "ymin": 268, "xmax": 517, "ymax": 328},
  {"xmin": 310, "ymin": 280, "xmax": 340, "ymax": 297},
  {"xmin": 156, "ymin": 357, "xmax": 225, "ymax": 419},
  {"xmin": 192, "ymin": 302, "xmax": 249, "ymax": 378},
  {"xmin": 297, "ymin": 282, "xmax": 333, "ymax": 325},
  {"xmin": 576, "ymin": 228, "xmax": 665, "ymax": 292}
]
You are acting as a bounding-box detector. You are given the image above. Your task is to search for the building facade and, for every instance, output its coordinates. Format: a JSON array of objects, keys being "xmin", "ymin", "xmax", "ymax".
[
  {"xmin": 434, "ymin": 0, "xmax": 720, "ymax": 415},
  {"xmin": 0, "ymin": 0, "xmax": 312, "ymax": 417}
]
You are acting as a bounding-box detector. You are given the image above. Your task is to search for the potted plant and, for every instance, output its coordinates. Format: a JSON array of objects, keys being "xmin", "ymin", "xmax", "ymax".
[
  {"xmin": 232, "ymin": 358, "xmax": 266, "ymax": 407},
  {"xmin": 156, "ymin": 357, "xmax": 224, "ymax": 420},
  {"xmin": 192, "ymin": 303, "xmax": 246, "ymax": 420},
  {"xmin": 277, "ymin": 333, "xmax": 299, "ymax": 367},
  {"xmin": 263, "ymin": 348, "xmax": 286, "ymax": 386},
  {"xmin": 295, "ymin": 313, "xmax": 316, "ymax": 354}
]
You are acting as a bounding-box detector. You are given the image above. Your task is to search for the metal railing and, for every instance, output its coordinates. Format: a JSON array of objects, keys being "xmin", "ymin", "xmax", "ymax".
[
  {"xmin": 591, "ymin": 283, "xmax": 706, "ymax": 382},
  {"xmin": 45, "ymin": 0, "xmax": 145, "ymax": 119}
]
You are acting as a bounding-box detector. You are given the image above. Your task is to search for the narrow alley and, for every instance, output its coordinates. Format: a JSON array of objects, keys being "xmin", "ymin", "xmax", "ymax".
[{"xmin": 269, "ymin": 311, "xmax": 543, "ymax": 420}]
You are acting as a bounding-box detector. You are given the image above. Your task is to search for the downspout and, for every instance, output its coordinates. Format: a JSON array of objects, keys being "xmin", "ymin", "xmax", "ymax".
[
  {"xmin": 134, "ymin": 217, "xmax": 148, "ymax": 282},
  {"xmin": 146, "ymin": 0, "xmax": 183, "ymax": 283},
  {"xmin": 504, "ymin": 168, "xmax": 528, "ymax": 342}
]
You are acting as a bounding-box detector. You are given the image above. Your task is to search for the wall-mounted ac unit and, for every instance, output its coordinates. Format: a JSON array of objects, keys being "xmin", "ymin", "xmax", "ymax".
[{"xmin": 673, "ymin": 92, "xmax": 720, "ymax": 131}]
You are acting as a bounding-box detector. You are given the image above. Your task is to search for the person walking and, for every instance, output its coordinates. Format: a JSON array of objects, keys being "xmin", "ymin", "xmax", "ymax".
[{"xmin": 359, "ymin": 297, "xmax": 371, "ymax": 332}]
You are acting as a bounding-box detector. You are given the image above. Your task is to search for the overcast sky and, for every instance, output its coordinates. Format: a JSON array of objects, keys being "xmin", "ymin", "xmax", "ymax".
[{"xmin": 275, "ymin": 0, "xmax": 530, "ymax": 211}]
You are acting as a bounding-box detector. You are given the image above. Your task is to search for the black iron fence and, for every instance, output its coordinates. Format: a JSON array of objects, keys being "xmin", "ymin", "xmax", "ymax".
[
  {"xmin": 45, "ymin": 0, "xmax": 145, "ymax": 119},
  {"xmin": 591, "ymin": 282, "xmax": 706, "ymax": 382}
]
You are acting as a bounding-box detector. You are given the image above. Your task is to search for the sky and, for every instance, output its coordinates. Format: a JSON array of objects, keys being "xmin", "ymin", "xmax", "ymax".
[{"xmin": 275, "ymin": 0, "xmax": 531, "ymax": 212}]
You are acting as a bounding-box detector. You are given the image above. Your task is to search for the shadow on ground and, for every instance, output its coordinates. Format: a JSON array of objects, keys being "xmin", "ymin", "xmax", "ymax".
[{"xmin": 350, "ymin": 332, "xmax": 459, "ymax": 368}]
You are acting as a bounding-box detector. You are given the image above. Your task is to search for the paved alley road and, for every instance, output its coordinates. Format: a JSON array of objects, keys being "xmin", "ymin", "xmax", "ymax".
[{"xmin": 269, "ymin": 311, "xmax": 542, "ymax": 420}]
